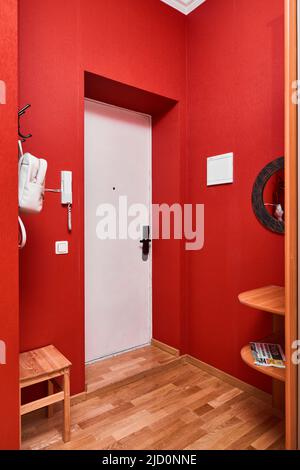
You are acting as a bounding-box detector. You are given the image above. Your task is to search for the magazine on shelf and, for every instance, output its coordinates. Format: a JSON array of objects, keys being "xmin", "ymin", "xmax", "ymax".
[{"xmin": 250, "ymin": 342, "xmax": 286, "ymax": 369}]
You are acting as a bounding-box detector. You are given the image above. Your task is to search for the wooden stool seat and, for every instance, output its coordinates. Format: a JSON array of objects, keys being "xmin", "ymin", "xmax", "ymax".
[{"xmin": 20, "ymin": 345, "xmax": 72, "ymax": 442}]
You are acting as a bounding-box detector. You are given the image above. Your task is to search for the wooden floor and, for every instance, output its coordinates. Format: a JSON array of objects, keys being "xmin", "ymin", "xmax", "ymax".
[
  {"xmin": 86, "ymin": 346, "xmax": 174, "ymax": 393},
  {"xmin": 21, "ymin": 347, "xmax": 285, "ymax": 450}
]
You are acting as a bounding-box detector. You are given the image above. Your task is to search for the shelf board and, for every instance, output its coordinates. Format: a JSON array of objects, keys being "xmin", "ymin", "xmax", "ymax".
[
  {"xmin": 241, "ymin": 342, "xmax": 286, "ymax": 382},
  {"xmin": 238, "ymin": 286, "xmax": 285, "ymax": 316}
]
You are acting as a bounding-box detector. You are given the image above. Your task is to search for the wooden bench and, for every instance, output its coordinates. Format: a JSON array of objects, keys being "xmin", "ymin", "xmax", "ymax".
[{"xmin": 20, "ymin": 345, "xmax": 72, "ymax": 442}]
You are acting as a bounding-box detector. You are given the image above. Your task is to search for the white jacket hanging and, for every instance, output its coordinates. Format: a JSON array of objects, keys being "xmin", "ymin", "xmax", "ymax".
[{"xmin": 18, "ymin": 153, "xmax": 48, "ymax": 213}]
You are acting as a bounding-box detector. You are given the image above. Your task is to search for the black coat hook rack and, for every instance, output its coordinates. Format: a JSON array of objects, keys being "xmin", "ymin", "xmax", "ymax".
[{"xmin": 18, "ymin": 104, "xmax": 32, "ymax": 142}]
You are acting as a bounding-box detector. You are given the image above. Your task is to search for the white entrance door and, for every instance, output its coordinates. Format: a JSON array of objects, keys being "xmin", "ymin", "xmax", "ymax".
[{"xmin": 84, "ymin": 99, "xmax": 152, "ymax": 363}]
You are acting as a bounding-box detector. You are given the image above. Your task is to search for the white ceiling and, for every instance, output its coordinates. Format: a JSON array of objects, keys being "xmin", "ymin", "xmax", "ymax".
[{"xmin": 160, "ymin": 0, "xmax": 206, "ymax": 15}]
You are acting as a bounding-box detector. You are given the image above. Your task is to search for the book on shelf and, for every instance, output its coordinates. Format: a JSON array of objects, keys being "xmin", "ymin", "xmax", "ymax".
[{"xmin": 250, "ymin": 342, "xmax": 286, "ymax": 369}]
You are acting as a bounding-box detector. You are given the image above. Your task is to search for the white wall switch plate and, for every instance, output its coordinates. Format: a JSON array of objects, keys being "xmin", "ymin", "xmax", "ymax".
[
  {"xmin": 55, "ymin": 241, "xmax": 69, "ymax": 255},
  {"xmin": 207, "ymin": 152, "xmax": 234, "ymax": 186},
  {"xmin": 0, "ymin": 80, "xmax": 6, "ymax": 105}
]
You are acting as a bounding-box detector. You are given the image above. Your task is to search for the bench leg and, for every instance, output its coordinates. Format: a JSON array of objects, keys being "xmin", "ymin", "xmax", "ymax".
[
  {"xmin": 63, "ymin": 369, "xmax": 71, "ymax": 442},
  {"xmin": 47, "ymin": 380, "xmax": 54, "ymax": 418}
]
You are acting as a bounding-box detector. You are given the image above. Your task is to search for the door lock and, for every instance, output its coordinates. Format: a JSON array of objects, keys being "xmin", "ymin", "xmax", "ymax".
[{"xmin": 140, "ymin": 226, "xmax": 151, "ymax": 257}]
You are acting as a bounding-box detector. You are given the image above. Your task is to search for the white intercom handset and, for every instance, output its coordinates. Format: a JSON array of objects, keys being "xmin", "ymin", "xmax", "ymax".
[{"xmin": 61, "ymin": 171, "xmax": 72, "ymax": 232}]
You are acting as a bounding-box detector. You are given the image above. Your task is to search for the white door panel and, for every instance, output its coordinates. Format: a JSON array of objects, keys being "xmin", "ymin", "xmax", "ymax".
[{"xmin": 85, "ymin": 100, "xmax": 152, "ymax": 363}]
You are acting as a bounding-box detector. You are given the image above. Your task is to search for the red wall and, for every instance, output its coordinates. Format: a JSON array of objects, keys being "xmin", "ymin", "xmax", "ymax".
[
  {"xmin": 187, "ymin": 0, "xmax": 285, "ymax": 391},
  {"xmin": 18, "ymin": 0, "xmax": 285, "ymax": 405},
  {"xmin": 0, "ymin": 0, "xmax": 19, "ymax": 449},
  {"xmin": 19, "ymin": 0, "xmax": 187, "ymax": 395}
]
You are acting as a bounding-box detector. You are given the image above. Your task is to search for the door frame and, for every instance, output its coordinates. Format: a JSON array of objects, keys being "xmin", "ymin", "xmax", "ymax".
[
  {"xmin": 84, "ymin": 98, "xmax": 153, "ymax": 363},
  {"xmin": 285, "ymin": 0, "xmax": 298, "ymax": 450}
]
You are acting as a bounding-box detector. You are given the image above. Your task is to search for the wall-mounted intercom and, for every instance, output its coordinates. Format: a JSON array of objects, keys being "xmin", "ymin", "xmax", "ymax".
[
  {"xmin": 61, "ymin": 171, "xmax": 72, "ymax": 232},
  {"xmin": 45, "ymin": 170, "xmax": 73, "ymax": 232}
]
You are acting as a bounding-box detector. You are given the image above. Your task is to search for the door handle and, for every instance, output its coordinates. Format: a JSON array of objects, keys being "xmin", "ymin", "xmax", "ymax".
[
  {"xmin": 140, "ymin": 226, "xmax": 151, "ymax": 257},
  {"xmin": 140, "ymin": 237, "xmax": 151, "ymax": 256}
]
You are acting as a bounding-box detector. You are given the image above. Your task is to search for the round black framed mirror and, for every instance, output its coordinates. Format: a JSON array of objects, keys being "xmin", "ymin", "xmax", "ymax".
[{"xmin": 252, "ymin": 157, "xmax": 284, "ymax": 235}]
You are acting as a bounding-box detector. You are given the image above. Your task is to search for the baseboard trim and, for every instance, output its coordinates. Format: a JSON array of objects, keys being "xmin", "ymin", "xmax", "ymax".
[
  {"xmin": 151, "ymin": 339, "xmax": 180, "ymax": 357},
  {"xmin": 71, "ymin": 391, "xmax": 87, "ymax": 406},
  {"xmin": 73, "ymin": 345, "xmax": 272, "ymax": 408},
  {"xmin": 184, "ymin": 355, "xmax": 272, "ymax": 404}
]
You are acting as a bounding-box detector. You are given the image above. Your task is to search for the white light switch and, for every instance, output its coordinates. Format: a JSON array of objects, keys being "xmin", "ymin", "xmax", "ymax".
[
  {"xmin": 0, "ymin": 80, "xmax": 6, "ymax": 105},
  {"xmin": 55, "ymin": 241, "xmax": 69, "ymax": 255},
  {"xmin": 207, "ymin": 152, "xmax": 234, "ymax": 186}
]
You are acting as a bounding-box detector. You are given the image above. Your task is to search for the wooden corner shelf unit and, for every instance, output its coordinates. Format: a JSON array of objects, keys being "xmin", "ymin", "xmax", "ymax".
[
  {"xmin": 238, "ymin": 286, "xmax": 285, "ymax": 316},
  {"xmin": 238, "ymin": 286, "xmax": 286, "ymax": 383},
  {"xmin": 240, "ymin": 343, "xmax": 285, "ymax": 382}
]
